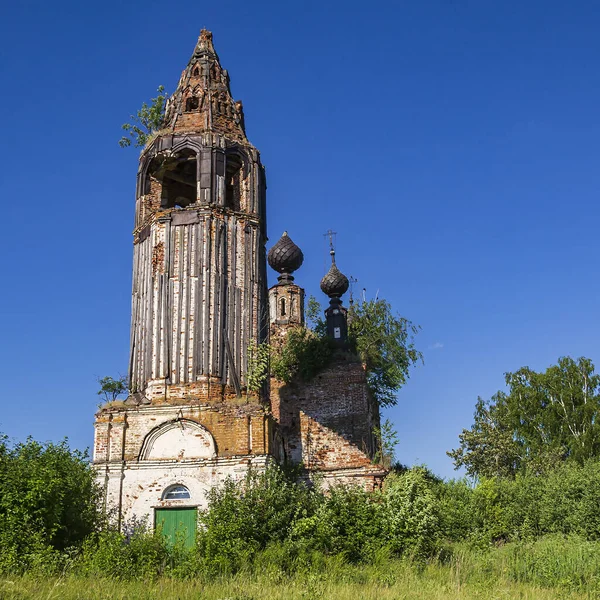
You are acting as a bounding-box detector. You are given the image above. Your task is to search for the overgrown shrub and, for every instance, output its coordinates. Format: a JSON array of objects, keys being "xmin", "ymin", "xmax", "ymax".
[
  {"xmin": 197, "ymin": 465, "xmax": 321, "ymax": 573},
  {"xmin": 0, "ymin": 435, "xmax": 101, "ymax": 574},
  {"xmin": 76, "ymin": 526, "xmax": 171, "ymax": 580},
  {"xmin": 5, "ymin": 432, "xmax": 600, "ymax": 580},
  {"xmin": 435, "ymin": 459, "xmax": 600, "ymax": 545},
  {"xmin": 436, "ymin": 478, "xmax": 475, "ymax": 542},
  {"xmin": 270, "ymin": 327, "xmax": 334, "ymax": 384},
  {"xmin": 291, "ymin": 485, "xmax": 385, "ymax": 562},
  {"xmin": 383, "ymin": 469, "xmax": 441, "ymax": 558}
]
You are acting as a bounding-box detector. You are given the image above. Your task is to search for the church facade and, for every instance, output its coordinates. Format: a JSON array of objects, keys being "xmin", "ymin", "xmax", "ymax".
[{"xmin": 93, "ymin": 30, "xmax": 384, "ymax": 530}]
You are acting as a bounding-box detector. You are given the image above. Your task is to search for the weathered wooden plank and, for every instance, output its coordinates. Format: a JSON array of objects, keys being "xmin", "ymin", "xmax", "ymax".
[
  {"xmin": 165, "ymin": 220, "xmax": 173, "ymax": 385},
  {"xmin": 203, "ymin": 216, "xmax": 212, "ymax": 375},
  {"xmin": 224, "ymin": 330, "xmax": 241, "ymax": 397},
  {"xmin": 145, "ymin": 237, "xmax": 153, "ymax": 385},
  {"xmin": 212, "ymin": 222, "xmax": 222, "ymax": 375},
  {"xmin": 230, "ymin": 217, "xmax": 239, "ymax": 384},
  {"xmin": 184, "ymin": 224, "xmax": 193, "ymax": 382},
  {"xmin": 219, "ymin": 222, "xmax": 227, "ymax": 381},
  {"xmin": 195, "ymin": 220, "xmax": 204, "ymax": 377},
  {"xmin": 172, "ymin": 211, "xmax": 199, "ymax": 226},
  {"xmin": 172, "ymin": 225, "xmax": 183, "ymax": 384}
]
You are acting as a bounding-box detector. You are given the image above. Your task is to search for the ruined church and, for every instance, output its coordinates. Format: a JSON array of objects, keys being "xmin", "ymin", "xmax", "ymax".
[{"xmin": 93, "ymin": 30, "xmax": 384, "ymax": 537}]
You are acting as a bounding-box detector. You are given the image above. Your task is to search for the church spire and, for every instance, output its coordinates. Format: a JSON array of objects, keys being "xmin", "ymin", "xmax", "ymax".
[{"xmin": 164, "ymin": 29, "xmax": 247, "ymax": 141}]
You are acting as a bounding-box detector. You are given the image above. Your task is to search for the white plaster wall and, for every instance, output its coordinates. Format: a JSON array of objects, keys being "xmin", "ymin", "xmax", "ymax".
[
  {"xmin": 99, "ymin": 456, "xmax": 269, "ymax": 526},
  {"xmin": 141, "ymin": 419, "xmax": 215, "ymax": 461}
]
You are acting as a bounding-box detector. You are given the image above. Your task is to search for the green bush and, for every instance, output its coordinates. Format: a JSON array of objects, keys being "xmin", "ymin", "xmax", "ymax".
[
  {"xmin": 435, "ymin": 459, "xmax": 600, "ymax": 545},
  {"xmin": 291, "ymin": 485, "xmax": 385, "ymax": 562},
  {"xmin": 0, "ymin": 435, "xmax": 101, "ymax": 574},
  {"xmin": 197, "ymin": 465, "xmax": 320, "ymax": 573},
  {"xmin": 537, "ymin": 461, "xmax": 600, "ymax": 539},
  {"xmin": 382, "ymin": 469, "xmax": 441, "ymax": 558},
  {"xmin": 436, "ymin": 478, "xmax": 475, "ymax": 542},
  {"xmin": 5, "ymin": 431, "xmax": 600, "ymax": 580},
  {"xmin": 76, "ymin": 528, "xmax": 170, "ymax": 580},
  {"xmin": 271, "ymin": 327, "xmax": 333, "ymax": 383}
]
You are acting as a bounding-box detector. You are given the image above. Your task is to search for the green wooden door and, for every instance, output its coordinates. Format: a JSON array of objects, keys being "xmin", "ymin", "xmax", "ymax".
[{"xmin": 155, "ymin": 508, "xmax": 197, "ymax": 548}]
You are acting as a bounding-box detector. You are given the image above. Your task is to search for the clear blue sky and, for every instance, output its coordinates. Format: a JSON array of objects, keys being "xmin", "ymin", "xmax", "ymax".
[{"xmin": 1, "ymin": 0, "xmax": 599, "ymax": 478}]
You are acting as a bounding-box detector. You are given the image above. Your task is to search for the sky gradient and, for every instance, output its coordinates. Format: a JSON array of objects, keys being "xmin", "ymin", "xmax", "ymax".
[{"xmin": 1, "ymin": 0, "xmax": 599, "ymax": 478}]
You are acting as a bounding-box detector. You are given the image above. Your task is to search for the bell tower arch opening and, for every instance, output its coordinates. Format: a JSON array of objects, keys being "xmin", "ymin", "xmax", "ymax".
[
  {"xmin": 223, "ymin": 150, "xmax": 243, "ymax": 211},
  {"xmin": 145, "ymin": 148, "xmax": 198, "ymax": 210}
]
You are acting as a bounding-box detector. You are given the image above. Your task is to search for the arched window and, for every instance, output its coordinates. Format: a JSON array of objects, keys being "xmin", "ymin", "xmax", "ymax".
[
  {"xmin": 148, "ymin": 149, "xmax": 197, "ymax": 210},
  {"xmin": 192, "ymin": 66, "xmax": 200, "ymax": 76},
  {"xmin": 185, "ymin": 96, "xmax": 199, "ymax": 112},
  {"xmin": 225, "ymin": 153, "xmax": 243, "ymax": 210},
  {"xmin": 162, "ymin": 484, "xmax": 191, "ymax": 500},
  {"xmin": 280, "ymin": 297, "xmax": 286, "ymax": 317}
]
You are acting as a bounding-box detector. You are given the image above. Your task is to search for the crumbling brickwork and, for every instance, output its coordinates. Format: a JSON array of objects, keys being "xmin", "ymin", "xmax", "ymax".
[
  {"xmin": 93, "ymin": 30, "xmax": 383, "ymax": 527},
  {"xmin": 94, "ymin": 401, "xmax": 277, "ymax": 522},
  {"xmin": 270, "ymin": 358, "xmax": 385, "ymax": 490}
]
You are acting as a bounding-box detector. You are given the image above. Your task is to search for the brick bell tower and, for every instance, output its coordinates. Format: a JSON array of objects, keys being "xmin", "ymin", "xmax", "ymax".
[
  {"xmin": 130, "ymin": 29, "xmax": 267, "ymax": 402},
  {"xmin": 93, "ymin": 31, "xmax": 274, "ymax": 530}
]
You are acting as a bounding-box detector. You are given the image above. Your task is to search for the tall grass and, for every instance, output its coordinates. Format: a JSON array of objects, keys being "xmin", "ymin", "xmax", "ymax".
[
  {"xmin": 442, "ymin": 535, "xmax": 600, "ymax": 592},
  {"xmin": 0, "ymin": 536, "xmax": 597, "ymax": 600}
]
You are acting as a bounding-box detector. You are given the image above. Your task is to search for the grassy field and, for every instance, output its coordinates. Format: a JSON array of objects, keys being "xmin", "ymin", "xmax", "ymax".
[
  {"xmin": 3, "ymin": 536, "xmax": 600, "ymax": 599},
  {"xmin": 0, "ymin": 559, "xmax": 595, "ymax": 600}
]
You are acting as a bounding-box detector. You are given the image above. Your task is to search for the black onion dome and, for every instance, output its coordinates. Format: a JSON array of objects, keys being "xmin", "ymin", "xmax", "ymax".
[
  {"xmin": 268, "ymin": 232, "xmax": 304, "ymax": 275},
  {"xmin": 320, "ymin": 260, "xmax": 349, "ymax": 298}
]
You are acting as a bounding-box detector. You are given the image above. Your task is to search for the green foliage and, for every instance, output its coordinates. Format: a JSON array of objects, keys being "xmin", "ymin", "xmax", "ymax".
[
  {"xmin": 436, "ymin": 478, "xmax": 475, "ymax": 542},
  {"xmin": 348, "ymin": 299, "xmax": 422, "ymax": 408},
  {"xmin": 434, "ymin": 459, "xmax": 600, "ymax": 546},
  {"xmin": 448, "ymin": 356, "xmax": 600, "ymax": 478},
  {"xmin": 382, "ymin": 469, "xmax": 440, "ymax": 558},
  {"xmin": 291, "ymin": 485, "xmax": 385, "ymax": 562},
  {"xmin": 97, "ymin": 374, "xmax": 128, "ymax": 403},
  {"xmin": 270, "ymin": 327, "xmax": 334, "ymax": 384},
  {"xmin": 246, "ymin": 340, "xmax": 271, "ymax": 394},
  {"xmin": 197, "ymin": 465, "xmax": 320, "ymax": 573},
  {"xmin": 119, "ymin": 86, "xmax": 167, "ymax": 148},
  {"xmin": 305, "ymin": 295, "xmax": 326, "ymax": 336},
  {"xmin": 76, "ymin": 520, "xmax": 177, "ymax": 581},
  {"xmin": 197, "ymin": 465, "xmax": 443, "ymax": 569},
  {"xmin": 8, "ymin": 545, "xmax": 600, "ymax": 598},
  {"xmin": 280, "ymin": 296, "xmax": 421, "ymax": 410},
  {"xmin": 0, "ymin": 436, "xmax": 101, "ymax": 574},
  {"xmin": 373, "ymin": 418, "xmax": 400, "ymax": 468},
  {"xmin": 4, "ymin": 446, "xmax": 600, "ymax": 588}
]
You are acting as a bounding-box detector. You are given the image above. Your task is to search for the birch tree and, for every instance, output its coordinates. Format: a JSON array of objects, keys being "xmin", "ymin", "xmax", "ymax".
[{"xmin": 448, "ymin": 357, "xmax": 600, "ymax": 478}]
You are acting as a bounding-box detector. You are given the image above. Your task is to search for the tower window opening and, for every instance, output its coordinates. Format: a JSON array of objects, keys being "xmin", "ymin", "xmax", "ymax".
[
  {"xmin": 280, "ymin": 298, "xmax": 286, "ymax": 317},
  {"xmin": 162, "ymin": 484, "xmax": 191, "ymax": 500},
  {"xmin": 192, "ymin": 66, "xmax": 199, "ymax": 76},
  {"xmin": 149, "ymin": 149, "xmax": 197, "ymax": 210},
  {"xmin": 185, "ymin": 96, "xmax": 199, "ymax": 112},
  {"xmin": 225, "ymin": 153, "xmax": 243, "ymax": 210}
]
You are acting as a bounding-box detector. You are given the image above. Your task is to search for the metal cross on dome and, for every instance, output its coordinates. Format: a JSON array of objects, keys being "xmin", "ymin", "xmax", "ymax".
[
  {"xmin": 323, "ymin": 229, "xmax": 337, "ymax": 252},
  {"xmin": 323, "ymin": 229, "xmax": 338, "ymax": 272}
]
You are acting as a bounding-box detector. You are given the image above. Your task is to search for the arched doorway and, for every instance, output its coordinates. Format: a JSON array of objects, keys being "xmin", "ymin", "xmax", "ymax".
[{"xmin": 154, "ymin": 484, "xmax": 197, "ymax": 548}]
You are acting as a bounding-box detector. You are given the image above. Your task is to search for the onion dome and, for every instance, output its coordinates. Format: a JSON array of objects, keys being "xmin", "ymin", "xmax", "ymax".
[
  {"xmin": 267, "ymin": 231, "xmax": 304, "ymax": 283},
  {"xmin": 320, "ymin": 250, "xmax": 349, "ymax": 298}
]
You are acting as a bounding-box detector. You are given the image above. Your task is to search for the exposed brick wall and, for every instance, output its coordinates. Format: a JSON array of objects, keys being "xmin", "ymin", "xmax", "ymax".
[
  {"xmin": 94, "ymin": 401, "xmax": 273, "ymax": 463},
  {"xmin": 270, "ymin": 357, "xmax": 385, "ymax": 488},
  {"xmin": 93, "ymin": 30, "xmax": 386, "ymax": 526}
]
